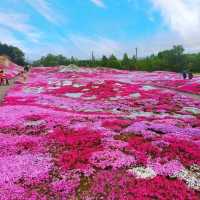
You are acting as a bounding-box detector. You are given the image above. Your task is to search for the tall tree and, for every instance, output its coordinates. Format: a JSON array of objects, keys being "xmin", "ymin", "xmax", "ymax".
[
  {"xmin": 101, "ymin": 55, "xmax": 108, "ymax": 67},
  {"xmin": 121, "ymin": 53, "xmax": 130, "ymax": 70},
  {"xmin": 108, "ymin": 54, "xmax": 120, "ymax": 68}
]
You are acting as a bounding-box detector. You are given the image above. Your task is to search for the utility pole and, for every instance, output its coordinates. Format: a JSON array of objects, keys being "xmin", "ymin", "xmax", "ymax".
[
  {"xmin": 135, "ymin": 47, "xmax": 138, "ymax": 71},
  {"xmin": 135, "ymin": 47, "xmax": 138, "ymax": 60},
  {"xmin": 91, "ymin": 51, "xmax": 95, "ymax": 67},
  {"xmin": 91, "ymin": 51, "xmax": 95, "ymax": 61}
]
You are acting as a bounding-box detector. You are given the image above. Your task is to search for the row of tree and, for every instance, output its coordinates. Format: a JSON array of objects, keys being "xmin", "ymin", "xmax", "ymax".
[
  {"xmin": 32, "ymin": 53, "xmax": 137, "ymax": 70},
  {"xmin": 32, "ymin": 45, "xmax": 200, "ymax": 72},
  {"xmin": 1, "ymin": 42, "xmax": 200, "ymax": 72}
]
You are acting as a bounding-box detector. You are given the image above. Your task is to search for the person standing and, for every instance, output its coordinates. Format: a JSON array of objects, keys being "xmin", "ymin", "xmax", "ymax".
[
  {"xmin": 182, "ymin": 70, "xmax": 187, "ymax": 79},
  {"xmin": 187, "ymin": 63, "xmax": 193, "ymax": 80},
  {"xmin": 24, "ymin": 65, "xmax": 29, "ymax": 72},
  {"xmin": 0, "ymin": 70, "xmax": 3, "ymax": 85},
  {"xmin": 188, "ymin": 71, "xmax": 193, "ymax": 80},
  {"xmin": 0, "ymin": 70, "xmax": 9, "ymax": 85}
]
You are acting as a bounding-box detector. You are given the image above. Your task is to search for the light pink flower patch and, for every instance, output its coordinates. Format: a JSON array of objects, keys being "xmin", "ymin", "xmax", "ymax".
[
  {"xmin": 0, "ymin": 153, "xmax": 52, "ymax": 184},
  {"xmin": 51, "ymin": 173, "xmax": 80, "ymax": 199},
  {"xmin": 90, "ymin": 150, "xmax": 136, "ymax": 169},
  {"xmin": 148, "ymin": 159, "xmax": 184, "ymax": 176}
]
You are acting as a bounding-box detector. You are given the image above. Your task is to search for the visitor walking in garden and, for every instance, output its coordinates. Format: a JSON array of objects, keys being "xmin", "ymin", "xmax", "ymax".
[
  {"xmin": 182, "ymin": 70, "xmax": 187, "ymax": 79},
  {"xmin": 182, "ymin": 63, "xmax": 193, "ymax": 80},
  {"xmin": 24, "ymin": 65, "xmax": 30, "ymax": 72},
  {"xmin": 187, "ymin": 63, "xmax": 193, "ymax": 80},
  {"xmin": 0, "ymin": 70, "xmax": 9, "ymax": 85},
  {"xmin": 188, "ymin": 71, "xmax": 193, "ymax": 80},
  {"xmin": 0, "ymin": 70, "xmax": 3, "ymax": 85}
]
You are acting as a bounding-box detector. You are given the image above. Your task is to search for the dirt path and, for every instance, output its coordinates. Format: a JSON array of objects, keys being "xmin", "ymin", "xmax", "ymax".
[
  {"xmin": 0, "ymin": 79, "xmax": 16, "ymax": 102},
  {"xmin": 0, "ymin": 72, "xmax": 30, "ymax": 102},
  {"xmin": 150, "ymin": 85, "xmax": 200, "ymax": 100}
]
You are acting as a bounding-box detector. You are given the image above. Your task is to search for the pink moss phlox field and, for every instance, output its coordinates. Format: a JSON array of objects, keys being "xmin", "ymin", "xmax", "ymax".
[
  {"xmin": 2, "ymin": 63, "xmax": 23, "ymax": 79},
  {"xmin": 0, "ymin": 66, "xmax": 200, "ymax": 199}
]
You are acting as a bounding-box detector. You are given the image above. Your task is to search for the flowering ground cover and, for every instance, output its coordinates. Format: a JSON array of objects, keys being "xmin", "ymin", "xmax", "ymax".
[
  {"xmin": 0, "ymin": 66, "xmax": 200, "ymax": 199},
  {"xmin": 145, "ymin": 71, "xmax": 200, "ymax": 95},
  {"xmin": 0, "ymin": 63, "xmax": 23, "ymax": 79}
]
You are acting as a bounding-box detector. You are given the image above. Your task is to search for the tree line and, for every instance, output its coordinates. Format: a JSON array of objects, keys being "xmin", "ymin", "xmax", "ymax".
[
  {"xmin": 1, "ymin": 42, "xmax": 200, "ymax": 72},
  {"xmin": 32, "ymin": 45, "xmax": 200, "ymax": 72},
  {"xmin": 0, "ymin": 42, "xmax": 25, "ymax": 66}
]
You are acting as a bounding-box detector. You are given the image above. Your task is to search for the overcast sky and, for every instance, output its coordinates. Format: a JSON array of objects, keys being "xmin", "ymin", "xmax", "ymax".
[{"xmin": 0, "ymin": 0, "xmax": 200, "ymax": 60}]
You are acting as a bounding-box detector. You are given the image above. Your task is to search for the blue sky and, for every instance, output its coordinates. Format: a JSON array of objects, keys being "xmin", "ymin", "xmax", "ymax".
[{"xmin": 0, "ymin": 0, "xmax": 199, "ymax": 60}]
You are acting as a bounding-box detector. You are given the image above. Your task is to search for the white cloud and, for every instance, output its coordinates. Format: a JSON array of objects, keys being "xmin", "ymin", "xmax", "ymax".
[
  {"xmin": 25, "ymin": 0, "xmax": 63, "ymax": 24},
  {"xmin": 0, "ymin": 27, "xmax": 32, "ymax": 59},
  {"xmin": 0, "ymin": 27, "xmax": 23, "ymax": 47},
  {"xmin": 90, "ymin": 0, "xmax": 106, "ymax": 8},
  {"xmin": 69, "ymin": 35, "xmax": 123, "ymax": 58},
  {"xmin": 124, "ymin": 31, "xmax": 200, "ymax": 58},
  {"xmin": 151, "ymin": 0, "xmax": 200, "ymax": 41},
  {"xmin": 0, "ymin": 12, "xmax": 41, "ymax": 42}
]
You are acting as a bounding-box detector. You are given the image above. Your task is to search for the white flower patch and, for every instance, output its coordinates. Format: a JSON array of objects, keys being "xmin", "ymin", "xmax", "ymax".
[
  {"xmin": 130, "ymin": 93, "xmax": 141, "ymax": 99},
  {"xmin": 173, "ymin": 113, "xmax": 195, "ymax": 119},
  {"xmin": 128, "ymin": 111, "xmax": 195, "ymax": 119},
  {"xmin": 174, "ymin": 166, "xmax": 200, "ymax": 191},
  {"xmin": 24, "ymin": 87, "xmax": 44, "ymax": 94},
  {"xmin": 128, "ymin": 111, "xmax": 154, "ymax": 118},
  {"xmin": 48, "ymin": 80, "xmax": 62, "ymax": 87},
  {"xmin": 128, "ymin": 166, "xmax": 156, "ymax": 179},
  {"xmin": 64, "ymin": 93, "xmax": 83, "ymax": 98},
  {"xmin": 92, "ymin": 86, "xmax": 99, "ymax": 89},
  {"xmin": 82, "ymin": 88, "xmax": 90, "ymax": 92},
  {"xmin": 183, "ymin": 107, "xmax": 200, "ymax": 115},
  {"xmin": 25, "ymin": 120, "xmax": 45, "ymax": 126},
  {"xmin": 111, "ymin": 108, "xmax": 123, "ymax": 114},
  {"xmin": 109, "ymin": 96, "xmax": 122, "ymax": 101},
  {"xmin": 47, "ymin": 79, "xmax": 55, "ymax": 85},
  {"xmin": 62, "ymin": 80, "xmax": 72, "ymax": 86},
  {"xmin": 73, "ymin": 83, "xmax": 85, "ymax": 88},
  {"xmin": 142, "ymin": 86, "xmax": 156, "ymax": 91},
  {"xmin": 83, "ymin": 95, "xmax": 97, "ymax": 100},
  {"xmin": 59, "ymin": 64, "xmax": 80, "ymax": 72},
  {"xmin": 81, "ymin": 108, "xmax": 103, "ymax": 113}
]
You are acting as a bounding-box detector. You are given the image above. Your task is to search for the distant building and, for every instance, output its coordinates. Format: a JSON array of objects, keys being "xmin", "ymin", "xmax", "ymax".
[{"xmin": 0, "ymin": 55, "xmax": 11, "ymax": 68}]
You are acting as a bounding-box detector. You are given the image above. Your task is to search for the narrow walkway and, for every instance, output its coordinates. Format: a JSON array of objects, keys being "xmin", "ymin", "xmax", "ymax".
[
  {"xmin": 0, "ymin": 72, "xmax": 30, "ymax": 102},
  {"xmin": 151, "ymin": 85, "xmax": 200, "ymax": 100},
  {"xmin": 0, "ymin": 78, "xmax": 17, "ymax": 102}
]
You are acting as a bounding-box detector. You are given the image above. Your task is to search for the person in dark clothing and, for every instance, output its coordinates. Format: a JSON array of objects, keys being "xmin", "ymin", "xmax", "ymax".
[
  {"xmin": 187, "ymin": 63, "xmax": 193, "ymax": 80},
  {"xmin": 188, "ymin": 71, "xmax": 193, "ymax": 80},
  {"xmin": 0, "ymin": 70, "xmax": 3, "ymax": 85},
  {"xmin": 24, "ymin": 65, "xmax": 29, "ymax": 72},
  {"xmin": 182, "ymin": 70, "xmax": 187, "ymax": 79},
  {"xmin": 0, "ymin": 70, "xmax": 9, "ymax": 85}
]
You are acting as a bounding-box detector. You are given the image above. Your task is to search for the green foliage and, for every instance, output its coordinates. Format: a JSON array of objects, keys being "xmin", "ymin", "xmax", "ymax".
[
  {"xmin": 121, "ymin": 53, "xmax": 130, "ymax": 69},
  {"xmin": 0, "ymin": 42, "xmax": 25, "ymax": 65},
  {"xmin": 156, "ymin": 45, "xmax": 186, "ymax": 71},
  {"xmin": 31, "ymin": 45, "xmax": 200, "ymax": 72},
  {"xmin": 107, "ymin": 54, "xmax": 121, "ymax": 68},
  {"xmin": 32, "ymin": 54, "xmax": 71, "ymax": 67},
  {"xmin": 0, "ymin": 41, "xmax": 197, "ymax": 73},
  {"xmin": 136, "ymin": 45, "xmax": 188, "ymax": 72},
  {"xmin": 101, "ymin": 55, "xmax": 108, "ymax": 67}
]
